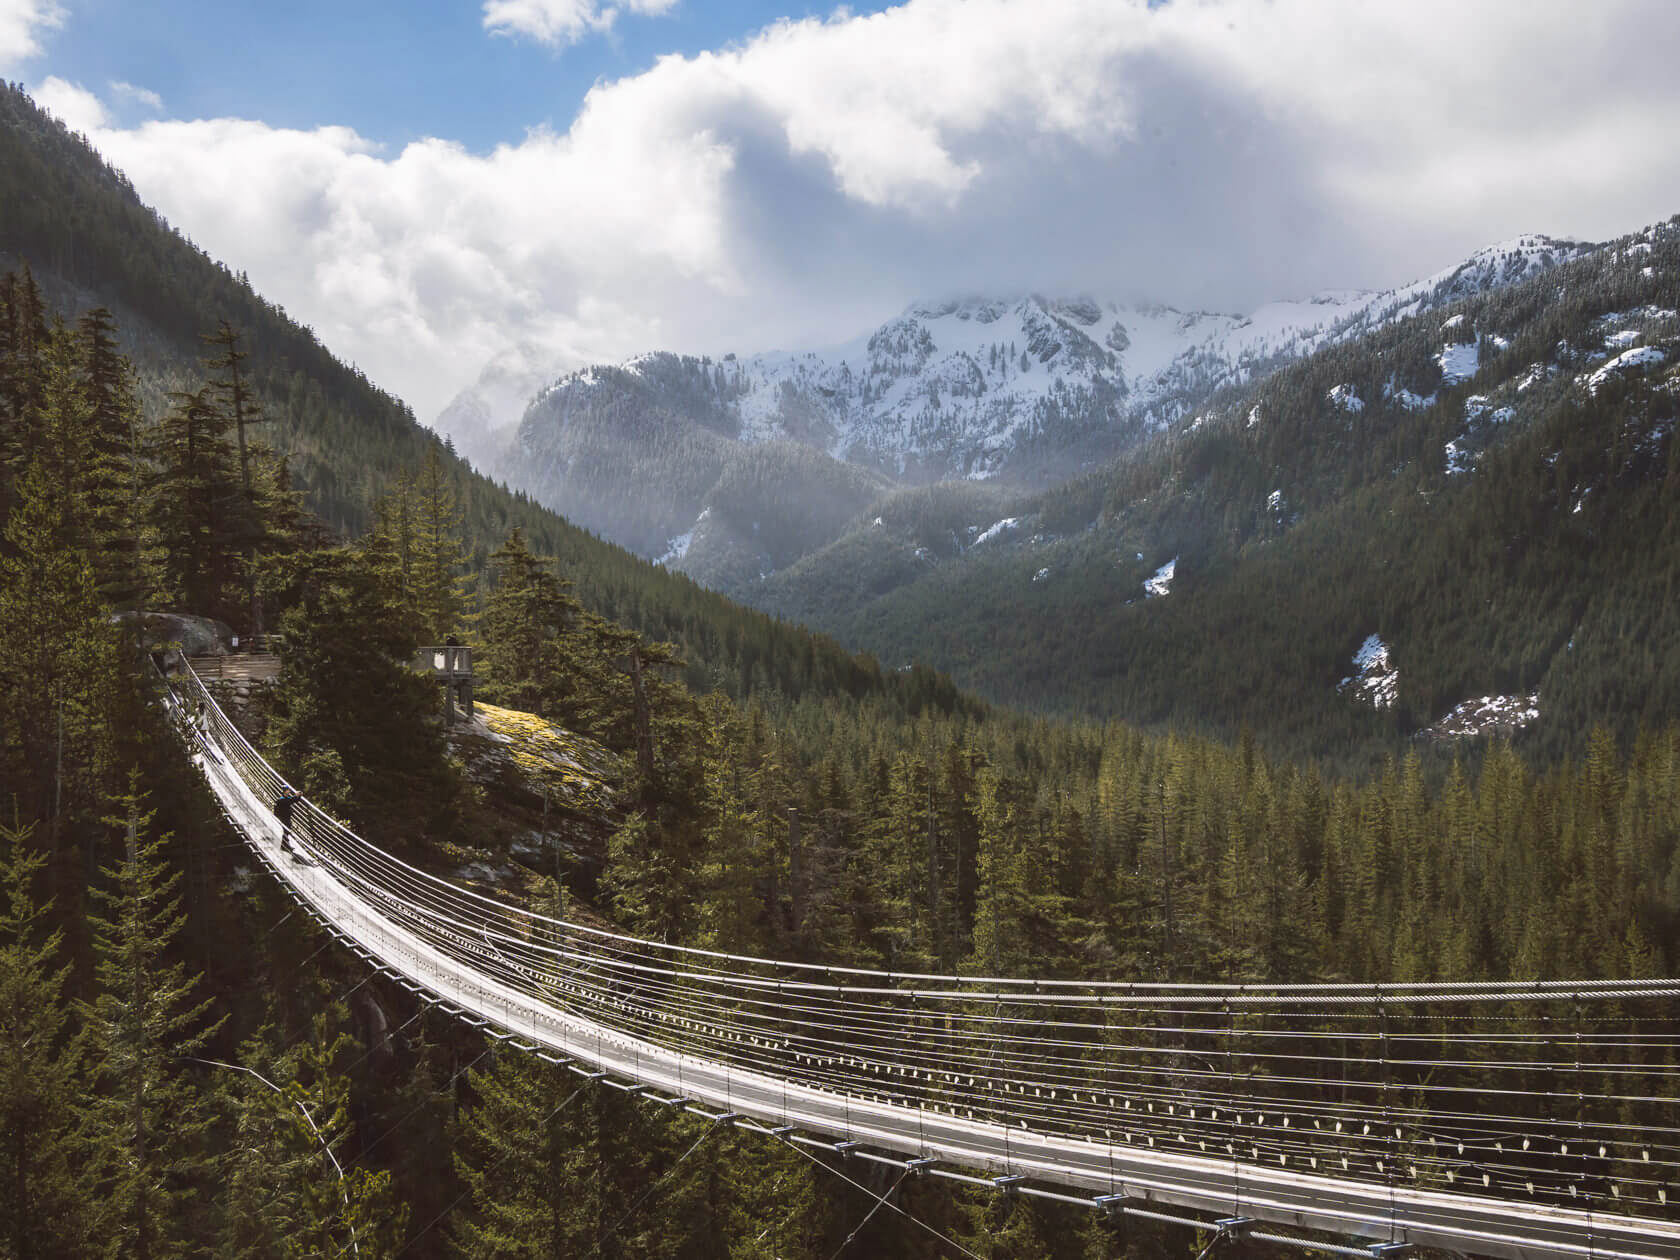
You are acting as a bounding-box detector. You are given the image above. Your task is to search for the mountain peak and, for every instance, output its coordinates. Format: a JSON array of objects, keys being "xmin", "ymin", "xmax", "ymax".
[{"xmin": 441, "ymin": 225, "xmax": 1617, "ymax": 496}]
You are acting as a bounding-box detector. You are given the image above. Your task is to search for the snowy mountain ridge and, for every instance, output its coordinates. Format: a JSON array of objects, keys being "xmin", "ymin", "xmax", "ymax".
[{"xmin": 442, "ymin": 233, "xmax": 1598, "ymax": 491}]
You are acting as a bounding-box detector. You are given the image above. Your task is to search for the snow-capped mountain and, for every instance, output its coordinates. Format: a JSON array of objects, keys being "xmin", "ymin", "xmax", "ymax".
[
  {"xmin": 745, "ymin": 214, "xmax": 1680, "ymax": 759},
  {"xmin": 444, "ymin": 233, "xmax": 1595, "ymax": 491},
  {"xmin": 436, "ymin": 233, "xmax": 1599, "ymax": 580},
  {"xmin": 719, "ymin": 233, "xmax": 1596, "ymax": 481},
  {"xmin": 433, "ymin": 341, "xmax": 556, "ymax": 474}
]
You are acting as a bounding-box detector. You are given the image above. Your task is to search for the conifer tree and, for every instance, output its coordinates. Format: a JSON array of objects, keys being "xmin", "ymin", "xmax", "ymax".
[
  {"xmin": 412, "ymin": 446, "xmax": 471, "ymax": 640},
  {"xmin": 368, "ymin": 469, "xmax": 418, "ymax": 616},
  {"xmin": 452, "ymin": 1052, "xmax": 680, "ymax": 1260},
  {"xmin": 695, "ymin": 693, "xmax": 769, "ymax": 952},
  {"xmin": 266, "ymin": 545, "xmax": 457, "ymax": 850},
  {"xmin": 202, "ymin": 320, "xmax": 260, "ymax": 516},
  {"xmin": 968, "ymin": 766, "xmax": 1021, "ymax": 975},
  {"xmin": 217, "ymin": 1026, "xmax": 315, "ymax": 1260},
  {"xmin": 0, "ymin": 267, "xmax": 49, "ymax": 527},
  {"xmin": 0, "ymin": 821, "xmax": 86, "ymax": 1259},
  {"xmin": 77, "ymin": 307, "xmax": 145, "ymax": 608},
  {"xmin": 601, "ymin": 810, "xmax": 695, "ymax": 943},
  {"xmin": 203, "ymin": 319, "xmax": 272, "ymax": 628},
  {"xmin": 953, "ymin": 1187, "xmax": 1057, "ymax": 1260},
  {"xmin": 219, "ymin": 1011, "xmax": 407, "ymax": 1260},
  {"xmin": 566, "ymin": 617, "xmax": 703, "ymax": 808},
  {"xmin": 450, "ymin": 1049, "xmax": 582, "ymax": 1258},
  {"xmin": 79, "ymin": 773, "xmax": 221, "ymax": 1260},
  {"xmin": 477, "ymin": 527, "xmax": 582, "ymax": 716},
  {"xmin": 0, "ymin": 458, "xmax": 121, "ymax": 858},
  {"xmin": 145, "ymin": 384, "xmax": 247, "ymax": 623},
  {"xmin": 30, "ymin": 321, "xmax": 97, "ymax": 544}
]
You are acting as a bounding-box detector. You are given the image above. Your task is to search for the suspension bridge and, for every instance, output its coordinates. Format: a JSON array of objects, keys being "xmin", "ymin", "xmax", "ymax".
[{"xmin": 164, "ymin": 660, "xmax": 1680, "ymax": 1258}]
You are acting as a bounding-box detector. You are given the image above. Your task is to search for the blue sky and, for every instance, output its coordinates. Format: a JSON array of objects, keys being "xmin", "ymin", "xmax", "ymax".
[
  {"xmin": 7, "ymin": 1, "xmax": 1680, "ymax": 422},
  {"xmin": 45, "ymin": 0, "xmax": 893, "ymax": 151}
]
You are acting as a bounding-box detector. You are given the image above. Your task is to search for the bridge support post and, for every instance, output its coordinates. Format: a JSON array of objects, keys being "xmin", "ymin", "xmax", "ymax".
[
  {"xmin": 1213, "ymin": 1217, "xmax": 1255, "ymax": 1242},
  {"xmin": 1094, "ymin": 1195, "xmax": 1134, "ymax": 1245}
]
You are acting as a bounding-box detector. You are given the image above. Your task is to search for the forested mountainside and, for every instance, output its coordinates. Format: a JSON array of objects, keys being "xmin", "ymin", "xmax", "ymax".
[
  {"xmin": 749, "ymin": 219, "xmax": 1680, "ymax": 769},
  {"xmin": 447, "ymin": 236, "xmax": 1593, "ymax": 600},
  {"xmin": 0, "ymin": 80, "xmax": 965, "ymax": 720}
]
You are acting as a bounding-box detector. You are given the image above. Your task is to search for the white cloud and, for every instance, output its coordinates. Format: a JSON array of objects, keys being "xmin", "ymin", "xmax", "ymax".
[
  {"xmin": 34, "ymin": 74, "xmax": 106, "ymax": 130},
  {"xmin": 43, "ymin": 0, "xmax": 1680, "ymax": 425},
  {"xmin": 109, "ymin": 80, "xmax": 164, "ymax": 112},
  {"xmin": 0, "ymin": 0, "xmax": 62, "ymax": 68},
  {"xmin": 483, "ymin": 0, "xmax": 678, "ymax": 48}
]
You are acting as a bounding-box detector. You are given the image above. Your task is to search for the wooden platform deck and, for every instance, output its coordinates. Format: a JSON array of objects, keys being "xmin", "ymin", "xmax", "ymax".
[{"xmin": 187, "ymin": 653, "xmax": 282, "ymax": 683}]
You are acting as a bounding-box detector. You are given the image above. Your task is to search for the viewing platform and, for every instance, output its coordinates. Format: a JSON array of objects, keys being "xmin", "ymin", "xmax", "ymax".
[{"xmin": 416, "ymin": 643, "xmax": 474, "ymax": 722}]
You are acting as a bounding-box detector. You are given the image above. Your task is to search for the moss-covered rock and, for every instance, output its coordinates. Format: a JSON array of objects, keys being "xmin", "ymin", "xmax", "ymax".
[{"xmin": 449, "ymin": 702, "xmax": 621, "ymax": 815}]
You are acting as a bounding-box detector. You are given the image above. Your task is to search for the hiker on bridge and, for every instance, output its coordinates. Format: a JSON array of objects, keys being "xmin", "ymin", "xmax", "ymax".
[{"xmin": 274, "ymin": 789, "xmax": 302, "ymax": 859}]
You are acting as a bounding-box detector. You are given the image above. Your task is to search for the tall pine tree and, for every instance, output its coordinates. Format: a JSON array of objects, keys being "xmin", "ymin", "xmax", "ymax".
[
  {"xmin": 0, "ymin": 821, "xmax": 86, "ymax": 1259},
  {"xmin": 79, "ymin": 774, "xmax": 221, "ymax": 1260}
]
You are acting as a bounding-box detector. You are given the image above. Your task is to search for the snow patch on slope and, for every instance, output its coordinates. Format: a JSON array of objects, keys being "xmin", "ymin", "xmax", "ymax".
[
  {"xmin": 973, "ymin": 517, "xmax": 1021, "ymax": 546},
  {"xmin": 1385, "ymin": 380, "xmax": 1435, "ymax": 410},
  {"xmin": 1587, "ymin": 346, "xmax": 1666, "ymax": 395},
  {"xmin": 1438, "ymin": 341, "xmax": 1480, "ymax": 384},
  {"xmin": 1418, "ymin": 693, "xmax": 1541, "ymax": 741},
  {"xmin": 1327, "ymin": 384, "xmax": 1364, "ymax": 413},
  {"xmin": 656, "ymin": 508, "xmax": 708, "ymax": 566},
  {"xmin": 1143, "ymin": 557, "xmax": 1177, "ymax": 598}
]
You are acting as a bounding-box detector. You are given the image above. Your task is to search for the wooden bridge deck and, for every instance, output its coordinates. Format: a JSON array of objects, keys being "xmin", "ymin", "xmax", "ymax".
[{"xmin": 187, "ymin": 653, "xmax": 282, "ymax": 683}]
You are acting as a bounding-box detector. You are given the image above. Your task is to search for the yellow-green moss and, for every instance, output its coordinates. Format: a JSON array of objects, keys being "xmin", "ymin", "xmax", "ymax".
[{"xmin": 469, "ymin": 702, "xmax": 622, "ymax": 811}]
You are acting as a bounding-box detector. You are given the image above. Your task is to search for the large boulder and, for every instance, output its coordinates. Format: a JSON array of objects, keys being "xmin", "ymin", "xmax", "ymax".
[{"xmin": 115, "ymin": 611, "xmax": 235, "ymax": 659}]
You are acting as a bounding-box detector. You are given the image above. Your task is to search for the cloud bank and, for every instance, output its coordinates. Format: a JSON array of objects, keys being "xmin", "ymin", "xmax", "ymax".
[
  {"xmin": 0, "ymin": 0, "xmax": 61, "ymax": 68},
  {"xmin": 32, "ymin": 0, "xmax": 1680, "ymax": 420}
]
